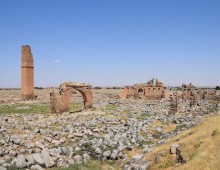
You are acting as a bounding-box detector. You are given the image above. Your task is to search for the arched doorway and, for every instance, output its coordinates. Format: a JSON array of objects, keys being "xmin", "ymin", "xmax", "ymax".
[
  {"xmin": 138, "ymin": 88, "xmax": 145, "ymax": 99},
  {"xmin": 68, "ymin": 89, "xmax": 84, "ymax": 113}
]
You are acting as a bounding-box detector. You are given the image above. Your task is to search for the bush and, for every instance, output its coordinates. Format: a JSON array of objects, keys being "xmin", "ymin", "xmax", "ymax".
[
  {"xmin": 215, "ymin": 86, "xmax": 220, "ymax": 90},
  {"xmin": 211, "ymin": 129, "xmax": 219, "ymax": 137}
]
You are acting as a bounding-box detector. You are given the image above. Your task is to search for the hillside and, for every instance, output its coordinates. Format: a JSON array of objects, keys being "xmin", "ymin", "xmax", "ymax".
[{"xmin": 145, "ymin": 112, "xmax": 220, "ymax": 170}]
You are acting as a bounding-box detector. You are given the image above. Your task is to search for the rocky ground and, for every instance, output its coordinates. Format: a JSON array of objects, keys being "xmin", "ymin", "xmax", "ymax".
[{"xmin": 0, "ymin": 89, "xmax": 218, "ymax": 170}]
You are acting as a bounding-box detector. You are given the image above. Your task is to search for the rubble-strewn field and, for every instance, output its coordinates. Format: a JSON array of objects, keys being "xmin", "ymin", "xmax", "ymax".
[{"xmin": 0, "ymin": 89, "xmax": 219, "ymax": 170}]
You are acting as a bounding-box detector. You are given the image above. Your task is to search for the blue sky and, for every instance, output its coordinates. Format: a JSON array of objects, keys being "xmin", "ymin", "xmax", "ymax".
[{"xmin": 0, "ymin": 0, "xmax": 219, "ymax": 87}]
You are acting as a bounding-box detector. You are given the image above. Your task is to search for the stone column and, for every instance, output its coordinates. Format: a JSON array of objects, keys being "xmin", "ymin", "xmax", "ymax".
[
  {"xmin": 21, "ymin": 45, "xmax": 34, "ymax": 100},
  {"xmin": 50, "ymin": 88, "xmax": 57, "ymax": 114}
]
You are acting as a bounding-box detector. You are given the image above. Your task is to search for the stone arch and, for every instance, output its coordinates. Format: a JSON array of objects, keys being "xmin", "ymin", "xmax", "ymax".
[
  {"xmin": 51, "ymin": 82, "xmax": 93, "ymax": 114},
  {"xmin": 74, "ymin": 87, "xmax": 93, "ymax": 110}
]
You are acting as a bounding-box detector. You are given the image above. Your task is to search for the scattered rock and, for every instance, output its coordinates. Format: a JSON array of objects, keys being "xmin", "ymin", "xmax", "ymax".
[
  {"xmin": 73, "ymin": 155, "xmax": 83, "ymax": 164},
  {"xmin": 32, "ymin": 153, "xmax": 45, "ymax": 166},
  {"xmin": 12, "ymin": 154, "xmax": 27, "ymax": 169},
  {"xmin": 41, "ymin": 148, "xmax": 55, "ymax": 167},
  {"xmin": 170, "ymin": 144, "xmax": 179, "ymax": 154}
]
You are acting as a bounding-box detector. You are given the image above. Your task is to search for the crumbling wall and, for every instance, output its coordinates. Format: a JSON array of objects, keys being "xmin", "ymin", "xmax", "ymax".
[
  {"xmin": 182, "ymin": 83, "xmax": 216, "ymax": 101},
  {"xmin": 119, "ymin": 86, "xmax": 135, "ymax": 99}
]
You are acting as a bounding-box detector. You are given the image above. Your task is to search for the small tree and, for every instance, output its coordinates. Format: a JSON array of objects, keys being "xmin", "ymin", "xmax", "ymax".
[{"xmin": 215, "ymin": 86, "xmax": 220, "ymax": 90}]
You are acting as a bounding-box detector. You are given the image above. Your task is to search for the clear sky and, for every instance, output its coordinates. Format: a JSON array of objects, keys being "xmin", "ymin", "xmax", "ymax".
[{"xmin": 0, "ymin": 0, "xmax": 219, "ymax": 87}]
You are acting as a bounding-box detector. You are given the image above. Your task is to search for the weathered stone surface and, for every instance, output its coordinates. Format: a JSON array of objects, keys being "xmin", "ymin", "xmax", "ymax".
[
  {"xmin": 21, "ymin": 45, "xmax": 34, "ymax": 100},
  {"xmin": 73, "ymin": 133, "xmax": 84, "ymax": 137},
  {"xmin": 110, "ymin": 149, "xmax": 118, "ymax": 160},
  {"xmin": 26, "ymin": 155, "xmax": 35, "ymax": 167},
  {"xmin": 32, "ymin": 153, "xmax": 45, "ymax": 166},
  {"xmin": 12, "ymin": 154, "xmax": 27, "ymax": 168},
  {"xmin": 103, "ymin": 150, "xmax": 111, "ymax": 158},
  {"xmin": 73, "ymin": 155, "xmax": 83, "ymax": 164},
  {"xmin": 30, "ymin": 164, "xmax": 44, "ymax": 170},
  {"xmin": 83, "ymin": 153, "xmax": 91, "ymax": 163},
  {"xmin": 41, "ymin": 148, "xmax": 55, "ymax": 167},
  {"xmin": 35, "ymin": 141, "xmax": 45, "ymax": 149},
  {"xmin": 170, "ymin": 144, "xmax": 179, "ymax": 154},
  {"xmin": 0, "ymin": 166, "xmax": 7, "ymax": 170}
]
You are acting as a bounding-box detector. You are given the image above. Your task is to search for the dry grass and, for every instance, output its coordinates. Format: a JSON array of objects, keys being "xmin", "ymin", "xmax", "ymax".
[
  {"xmin": 123, "ymin": 148, "xmax": 143, "ymax": 159},
  {"xmin": 145, "ymin": 113, "xmax": 220, "ymax": 170}
]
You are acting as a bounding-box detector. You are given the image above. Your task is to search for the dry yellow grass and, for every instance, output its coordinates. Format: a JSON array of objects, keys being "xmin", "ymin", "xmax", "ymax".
[{"xmin": 145, "ymin": 113, "xmax": 220, "ymax": 170}]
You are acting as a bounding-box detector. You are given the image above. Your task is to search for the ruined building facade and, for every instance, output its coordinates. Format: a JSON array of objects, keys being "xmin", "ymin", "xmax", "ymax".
[
  {"xmin": 21, "ymin": 45, "xmax": 34, "ymax": 100},
  {"xmin": 119, "ymin": 78, "xmax": 165, "ymax": 100}
]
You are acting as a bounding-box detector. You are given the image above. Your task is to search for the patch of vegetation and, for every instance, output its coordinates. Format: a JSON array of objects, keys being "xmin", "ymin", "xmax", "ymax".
[
  {"xmin": 194, "ymin": 141, "xmax": 203, "ymax": 149},
  {"xmin": 6, "ymin": 165, "xmax": 26, "ymax": 170},
  {"xmin": 189, "ymin": 152, "xmax": 197, "ymax": 160},
  {"xmin": 164, "ymin": 159, "xmax": 173, "ymax": 168},
  {"xmin": 211, "ymin": 129, "xmax": 219, "ymax": 137},
  {"xmin": 53, "ymin": 159, "xmax": 121, "ymax": 170},
  {"xmin": 103, "ymin": 104, "xmax": 118, "ymax": 111},
  {"xmin": 74, "ymin": 150, "xmax": 84, "ymax": 156},
  {"xmin": 53, "ymin": 162, "xmax": 101, "ymax": 170},
  {"xmin": 175, "ymin": 124, "xmax": 186, "ymax": 131},
  {"xmin": 137, "ymin": 112, "xmax": 151, "ymax": 119},
  {"xmin": 104, "ymin": 145, "xmax": 117, "ymax": 152},
  {"xmin": 0, "ymin": 104, "xmax": 50, "ymax": 114},
  {"xmin": 82, "ymin": 142, "xmax": 93, "ymax": 153},
  {"xmin": 208, "ymin": 104, "xmax": 218, "ymax": 113},
  {"xmin": 120, "ymin": 109, "xmax": 130, "ymax": 114},
  {"xmin": 69, "ymin": 102, "xmax": 83, "ymax": 112},
  {"xmin": 158, "ymin": 152, "xmax": 166, "ymax": 157},
  {"xmin": 158, "ymin": 158, "xmax": 173, "ymax": 169},
  {"xmin": 137, "ymin": 140, "xmax": 153, "ymax": 148}
]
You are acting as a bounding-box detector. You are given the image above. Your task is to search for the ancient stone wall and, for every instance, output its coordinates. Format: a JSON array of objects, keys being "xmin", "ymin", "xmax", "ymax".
[
  {"xmin": 21, "ymin": 45, "xmax": 34, "ymax": 100},
  {"xmin": 119, "ymin": 86, "xmax": 135, "ymax": 100},
  {"xmin": 182, "ymin": 83, "xmax": 216, "ymax": 101}
]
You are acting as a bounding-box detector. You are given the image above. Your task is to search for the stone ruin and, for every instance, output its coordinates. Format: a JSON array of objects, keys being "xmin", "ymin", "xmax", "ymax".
[
  {"xmin": 169, "ymin": 92, "xmax": 178, "ymax": 114},
  {"xmin": 21, "ymin": 45, "xmax": 34, "ymax": 100},
  {"xmin": 50, "ymin": 82, "xmax": 93, "ymax": 114},
  {"xmin": 182, "ymin": 83, "xmax": 217, "ymax": 103},
  {"xmin": 119, "ymin": 78, "xmax": 165, "ymax": 100}
]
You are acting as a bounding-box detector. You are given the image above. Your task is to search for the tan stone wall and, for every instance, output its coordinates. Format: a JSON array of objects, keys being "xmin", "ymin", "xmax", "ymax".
[
  {"xmin": 119, "ymin": 87, "xmax": 135, "ymax": 99},
  {"xmin": 21, "ymin": 45, "xmax": 34, "ymax": 100},
  {"xmin": 145, "ymin": 86, "xmax": 164, "ymax": 99}
]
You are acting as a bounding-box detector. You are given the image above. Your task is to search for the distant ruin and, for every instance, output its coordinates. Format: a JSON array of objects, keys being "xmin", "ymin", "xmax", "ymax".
[
  {"xmin": 119, "ymin": 78, "xmax": 165, "ymax": 100},
  {"xmin": 182, "ymin": 83, "xmax": 216, "ymax": 101},
  {"xmin": 50, "ymin": 82, "xmax": 93, "ymax": 114},
  {"xmin": 21, "ymin": 45, "xmax": 34, "ymax": 100}
]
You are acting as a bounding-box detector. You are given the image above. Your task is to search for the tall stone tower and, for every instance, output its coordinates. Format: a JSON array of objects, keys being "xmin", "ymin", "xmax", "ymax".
[{"xmin": 21, "ymin": 45, "xmax": 34, "ymax": 100}]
